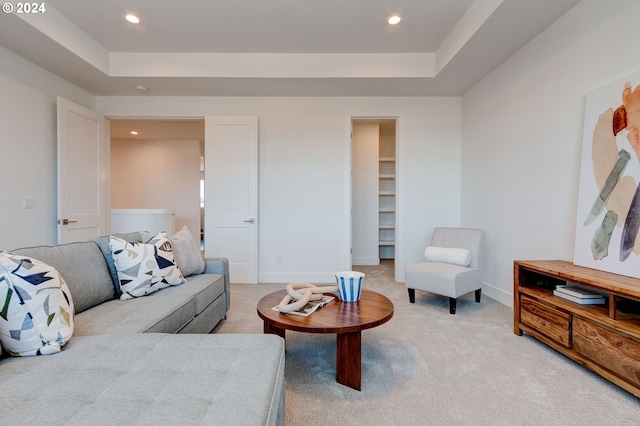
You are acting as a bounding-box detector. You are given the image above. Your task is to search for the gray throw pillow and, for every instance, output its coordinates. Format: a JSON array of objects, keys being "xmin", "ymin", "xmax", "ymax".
[{"xmin": 170, "ymin": 225, "xmax": 205, "ymax": 277}]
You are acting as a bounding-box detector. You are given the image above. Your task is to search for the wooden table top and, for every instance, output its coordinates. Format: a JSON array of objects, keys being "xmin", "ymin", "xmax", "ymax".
[{"xmin": 257, "ymin": 288, "xmax": 394, "ymax": 334}]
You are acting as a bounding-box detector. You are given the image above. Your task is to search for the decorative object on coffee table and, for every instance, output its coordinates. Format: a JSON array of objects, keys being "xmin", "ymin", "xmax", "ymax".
[
  {"xmin": 335, "ymin": 271, "xmax": 365, "ymax": 302},
  {"xmin": 276, "ymin": 282, "xmax": 338, "ymax": 313}
]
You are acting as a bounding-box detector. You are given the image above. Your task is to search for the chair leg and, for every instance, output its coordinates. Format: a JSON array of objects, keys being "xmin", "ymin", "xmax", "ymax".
[
  {"xmin": 475, "ymin": 288, "xmax": 482, "ymax": 303},
  {"xmin": 449, "ymin": 298, "xmax": 456, "ymax": 314},
  {"xmin": 408, "ymin": 288, "xmax": 415, "ymax": 303}
]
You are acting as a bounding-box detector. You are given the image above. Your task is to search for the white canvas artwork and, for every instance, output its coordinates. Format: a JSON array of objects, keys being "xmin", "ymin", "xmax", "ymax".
[{"xmin": 574, "ymin": 70, "xmax": 640, "ymax": 279}]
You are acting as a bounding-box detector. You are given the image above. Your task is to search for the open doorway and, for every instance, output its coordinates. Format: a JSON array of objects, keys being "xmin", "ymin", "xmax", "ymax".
[
  {"xmin": 351, "ymin": 118, "xmax": 398, "ymax": 276},
  {"xmin": 109, "ymin": 119, "xmax": 205, "ymax": 247}
]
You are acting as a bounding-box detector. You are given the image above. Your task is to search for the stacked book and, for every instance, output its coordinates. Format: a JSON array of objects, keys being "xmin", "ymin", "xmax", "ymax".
[{"xmin": 553, "ymin": 284, "xmax": 606, "ymax": 305}]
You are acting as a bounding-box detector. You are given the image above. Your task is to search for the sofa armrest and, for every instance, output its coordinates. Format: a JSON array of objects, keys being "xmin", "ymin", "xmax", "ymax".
[{"xmin": 204, "ymin": 257, "xmax": 230, "ymax": 312}]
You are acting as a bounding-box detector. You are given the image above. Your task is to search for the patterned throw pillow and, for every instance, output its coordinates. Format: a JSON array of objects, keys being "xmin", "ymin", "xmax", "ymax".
[
  {"xmin": 0, "ymin": 252, "xmax": 75, "ymax": 356},
  {"xmin": 109, "ymin": 233, "xmax": 185, "ymax": 300}
]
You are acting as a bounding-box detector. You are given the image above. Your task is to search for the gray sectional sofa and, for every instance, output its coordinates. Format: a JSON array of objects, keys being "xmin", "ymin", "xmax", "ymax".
[{"xmin": 0, "ymin": 232, "xmax": 285, "ymax": 425}]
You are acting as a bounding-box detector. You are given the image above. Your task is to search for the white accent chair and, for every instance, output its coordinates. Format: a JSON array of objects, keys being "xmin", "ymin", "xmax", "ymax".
[{"xmin": 405, "ymin": 227, "xmax": 486, "ymax": 314}]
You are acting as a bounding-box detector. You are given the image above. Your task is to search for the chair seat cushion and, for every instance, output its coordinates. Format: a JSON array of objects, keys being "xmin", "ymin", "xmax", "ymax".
[{"xmin": 405, "ymin": 261, "xmax": 481, "ymax": 299}]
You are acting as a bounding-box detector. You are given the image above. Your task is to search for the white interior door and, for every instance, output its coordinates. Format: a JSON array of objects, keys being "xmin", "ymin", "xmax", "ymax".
[
  {"xmin": 204, "ymin": 116, "xmax": 258, "ymax": 284},
  {"xmin": 352, "ymin": 123, "xmax": 380, "ymax": 265},
  {"xmin": 57, "ymin": 97, "xmax": 107, "ymax": 243}
]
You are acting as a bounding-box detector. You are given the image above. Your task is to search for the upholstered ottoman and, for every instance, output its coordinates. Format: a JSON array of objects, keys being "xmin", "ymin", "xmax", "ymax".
[{"xmin": 0, "ymin": 333, "xmax": 285, "ymax": 425}]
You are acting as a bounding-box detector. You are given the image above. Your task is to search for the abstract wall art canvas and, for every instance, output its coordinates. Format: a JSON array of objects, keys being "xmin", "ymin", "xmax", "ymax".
[{"xmin": 574, "ymin": 70, "xmax": 640, "ymax": 278}]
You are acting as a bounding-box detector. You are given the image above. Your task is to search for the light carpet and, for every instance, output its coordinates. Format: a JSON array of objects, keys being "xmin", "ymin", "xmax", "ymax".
[{"xmin": 213, "ymin": 261, "xmax": 640, "ymax": 425}]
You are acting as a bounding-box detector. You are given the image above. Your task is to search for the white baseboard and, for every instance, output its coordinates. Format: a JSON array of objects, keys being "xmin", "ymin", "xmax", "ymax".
[
  {"xmin": 258, "ymin": 272, "xmax": 336, "ymax": 284},
  {"xmin": 352, "ymin": 257, "xmax": 379, "ymax": 266},
  {"xmin": 257, "ymin": 276, "xmax": 514, "ymax": 309},
  {"xmin": 483, "ymin": 282, "xmax": 513, "ymax": 308}
]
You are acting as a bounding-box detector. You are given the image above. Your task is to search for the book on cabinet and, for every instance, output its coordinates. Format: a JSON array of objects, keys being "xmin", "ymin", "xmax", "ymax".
[
  {"xmin": 552, "ymin": 288, "xmax": 605, "ymax": 304},
  {"xmin": 554, "ymin": 284, "xmax": 606, "ymax": 299}
]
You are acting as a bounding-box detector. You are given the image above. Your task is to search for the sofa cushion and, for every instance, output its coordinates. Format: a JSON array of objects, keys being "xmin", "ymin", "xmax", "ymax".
[
  {"xmin": 0, "ymin": 252, "xmax": 74, "ymax": 356},
  {"xmin": 12, "ymin": 242, "xmax": 115, "ymax": 314},
  {"xmin": 73, "ymin": 295, "xmax": 193, "ymax": 335},
  {"xmin": 170, "ymin": 225, "xmax": 205, "ymax": 277},
  {"xmin": 109, "ymin": 234, "xmax": 185, "ymax": 300},
  {"xmin": 73, "ymin": 289, "xmax": 165, "ymax": 336},
  {"xmin": 184, "ymin": 273, "xmax": 225, "ymax": 315},
  {"xmin": 0, "ymin": 333, "xmax": 285, "ymax": 425},
  {"xmin": 91, "ymin": 232, "xmax": 144, "ymax": 297},
  {"xmin": 73, "ymin": 273, "xmax": 223, "ymax": 336}
]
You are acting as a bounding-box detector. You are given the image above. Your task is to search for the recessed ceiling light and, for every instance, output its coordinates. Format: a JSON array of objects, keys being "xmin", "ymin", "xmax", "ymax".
[
  {"xmin": 130, "ymin": 131, "xmax": 139, "ymax": 135},
  {"xmin": 125, "ymin": 14, "xmax": 140, "ymax": 24},
  {"xmin": 387, "ymin": 15, "xmax": 401, "ymax": 25}
]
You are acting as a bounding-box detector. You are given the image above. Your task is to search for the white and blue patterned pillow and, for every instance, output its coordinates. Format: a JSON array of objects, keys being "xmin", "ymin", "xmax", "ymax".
[
  {"xmin": 109, "ymin": 232, "xmax": 185, "ymax": 300},
  {"xmin": 0, "ymin": 252, "xmax": 75, "ymax": 356}
]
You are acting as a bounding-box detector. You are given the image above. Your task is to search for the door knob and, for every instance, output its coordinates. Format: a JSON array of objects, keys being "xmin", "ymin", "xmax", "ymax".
[
  {"xmin": 243, "ymin": 218, "xmax": 255, "ymax": 223},
  {"xmin": 58, "ymin": 219, "xmax": 78, "ymax": 225}
]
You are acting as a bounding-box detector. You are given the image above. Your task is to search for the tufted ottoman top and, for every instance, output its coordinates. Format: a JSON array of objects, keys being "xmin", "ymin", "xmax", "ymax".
[{"xmin": 0, "ymin": 333, "xmax": 285, "ymax": 425}]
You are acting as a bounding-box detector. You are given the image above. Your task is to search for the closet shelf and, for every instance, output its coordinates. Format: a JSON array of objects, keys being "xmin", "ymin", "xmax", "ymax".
[{"xmin": 379, "ymin": 137, "xmax": 396, "ymax": 260}]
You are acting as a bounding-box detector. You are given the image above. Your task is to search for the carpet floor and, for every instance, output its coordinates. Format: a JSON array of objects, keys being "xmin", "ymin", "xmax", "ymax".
[{"xmin": 213, "ymin": 260, "xmax": 640, "ymax": 425}]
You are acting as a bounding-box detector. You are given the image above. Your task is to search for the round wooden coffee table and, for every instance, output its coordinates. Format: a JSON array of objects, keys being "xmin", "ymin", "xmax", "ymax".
[{"xmin": 257, "ymin": 288, "xmax": 394, "ymax": 390}]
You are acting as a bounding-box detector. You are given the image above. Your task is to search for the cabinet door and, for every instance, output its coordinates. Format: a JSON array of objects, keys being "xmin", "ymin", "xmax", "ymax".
[
  {"xmin": 520, "ymin": 295, "xmax": 571, "ymax": 347},
  {"xmin": 573, "ymin": 317, "xmax": 640, "ymax": 387}
]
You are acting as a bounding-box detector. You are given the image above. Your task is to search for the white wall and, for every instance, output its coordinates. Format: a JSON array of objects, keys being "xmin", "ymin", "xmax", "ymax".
[
  {"xmin": 461, "ymin": 0, "xmax": 640, "ymax": 305},
  {"xmin": 0, "ymin": 46, "xmax": 95, "ymax": 249},
  {"xmin": 0, "ymin": 36, "xmax": 462, "ymax": 286},
  {"xmin": 110, "ymin": 139, "xmax": 201, "ymax": 241},
  {"xmin": 4, "ymin": 0, "xmax": 639, "ymax": 300},
  {"xmin": 98, "ymin": 96, "xmax": 461, "ymax": 283}
]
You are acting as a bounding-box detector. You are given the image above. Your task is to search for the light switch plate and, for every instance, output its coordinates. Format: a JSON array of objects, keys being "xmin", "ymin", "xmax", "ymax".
[{"xmin": 23, "ymin": 197, "xmax": 36, "ymax": 209}]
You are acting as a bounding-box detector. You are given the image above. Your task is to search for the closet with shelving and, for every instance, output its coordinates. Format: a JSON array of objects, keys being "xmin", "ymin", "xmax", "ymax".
[
  {"xmin": 351, "ymin": 120, "xmax": 396, "ymax": 265},
  {"xmin": 378, "ymin": 131, "xmax": 396, "ymax": 260}
]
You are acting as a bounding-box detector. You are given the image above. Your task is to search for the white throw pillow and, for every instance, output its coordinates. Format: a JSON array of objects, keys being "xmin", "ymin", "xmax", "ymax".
[
  {"xmin": 424, "ymin": 246, "xmax": 472, "ymax": 266},
  {"xmin": 0, "ymin": 252, "xmax": 74, "ymax": 356},
  {"xmin": 109, "ymin": 233, "xmax": 185, "ymax": 300},
  {"xmin": 170, "ymin": 225, "xmax": 205, "ymax": 277}
]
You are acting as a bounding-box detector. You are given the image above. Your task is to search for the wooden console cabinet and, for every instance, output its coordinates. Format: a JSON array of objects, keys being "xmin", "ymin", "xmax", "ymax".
[{"xmin": 514, "ymin": 260, "xmax": 640, "ymax": 397}]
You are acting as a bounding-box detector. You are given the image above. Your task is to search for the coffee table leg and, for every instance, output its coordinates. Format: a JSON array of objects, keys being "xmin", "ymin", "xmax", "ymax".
[
  {"xmin": 264, "ymin": 321, "xmax": 286, "ymax": 340},
  {"xmin": 336, "ymin": 331, "xmax": 361, "ymax": 391}
]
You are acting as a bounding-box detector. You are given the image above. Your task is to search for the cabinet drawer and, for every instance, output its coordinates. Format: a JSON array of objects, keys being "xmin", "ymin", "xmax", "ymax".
[
  {"xmin": 520, "ymin": 295, "xmax": 571, "ymax": 347},
  {"xmin": 573, "ymin": 317, "xmax": 640, "ymax": 387}
]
